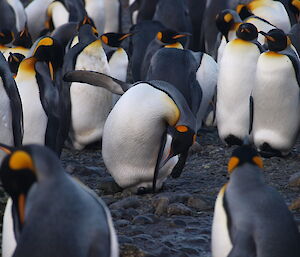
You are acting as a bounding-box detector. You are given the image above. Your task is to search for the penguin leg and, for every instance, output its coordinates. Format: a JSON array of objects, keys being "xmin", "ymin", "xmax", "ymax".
[
  {"xmin": 170, "ymin": 150, "xmax": 188, "ymax": 178},
  {"xmin": 227, "ymin": 232, "xmax": 256, "ymax": 257}
]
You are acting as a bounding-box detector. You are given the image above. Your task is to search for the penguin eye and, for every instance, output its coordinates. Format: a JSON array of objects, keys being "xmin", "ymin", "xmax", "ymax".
[
  {"xmin": 228, "ymin": 157, "xmax": 239, "ymax": 173},
  {"xmin": 252, "ymin": 156, "xmax": 263, "ymax": 169}
]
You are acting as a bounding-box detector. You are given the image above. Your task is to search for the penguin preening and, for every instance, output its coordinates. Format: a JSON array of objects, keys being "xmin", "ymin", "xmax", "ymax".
[
  {"xmin": 0, "ymin": 144, "xmax": 119, "ymax": 257},
  {"xmin": 252, "ymin": 28, "xmax": 300, "ymax": 157},
  {"xmin": 217, "ymin": 23, "xmax": 263, "ymax": 146},
  {"xmin": 211, "ymin": 144, "xmax": 300, "ymax": 257},
  {"xmin": 8, "ymin": 52, "xmax": 25, "ymax": 76},
  {"xmin": 15, "ymin": 36, "xmax": 62, "ymax": 155},
  {"xmin": 64, "ymin": 71, "xmax": 197, "ymax": 193},
  {"xmin": 62, "ymin": 24, "xmax": 112, "ymax": 150}
]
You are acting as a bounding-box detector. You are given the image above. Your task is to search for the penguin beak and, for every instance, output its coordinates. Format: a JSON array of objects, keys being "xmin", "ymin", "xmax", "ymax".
[
  {"xmin": 118, "ymin": 33, "xmax": 132, "ymax": 41},
  {"xmin": 172, "ymin": 33, "xmax": 191, "ymax": 39},
  {"xmin": 259, "ymin": 31, "xmax": 275, "ymax": 42}
]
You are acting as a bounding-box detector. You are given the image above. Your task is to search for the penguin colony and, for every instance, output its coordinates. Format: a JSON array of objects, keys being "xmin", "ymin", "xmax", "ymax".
[{"xmin": 0, "ymin": 0, "xmax": 298, "ymax": 256}]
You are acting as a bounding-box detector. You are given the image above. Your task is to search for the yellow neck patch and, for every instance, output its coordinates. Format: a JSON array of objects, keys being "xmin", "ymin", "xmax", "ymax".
[
  {"xmin": 164, "ymin": 42, "xmax": 183, "ymax": 49},
  {"xmin": 228, "ymin": 157, "xmax": 239, "ymax": 173},
  {"xmin": 252, "ymin": 156, "xmax": 263, "ymax": 168},
  {"xmin": 292, "ymin": 0, "xmax": 300, "ymax": 10}
]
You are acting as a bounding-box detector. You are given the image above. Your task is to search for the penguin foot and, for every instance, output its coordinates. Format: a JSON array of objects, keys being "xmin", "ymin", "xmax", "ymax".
[
  {"xmin": 258, "ymin": 143, "xmax": 282, "ymax": 158},
  {"xmin": 224, "ymin": 135, "xmax": 243, "ymax": 146}
]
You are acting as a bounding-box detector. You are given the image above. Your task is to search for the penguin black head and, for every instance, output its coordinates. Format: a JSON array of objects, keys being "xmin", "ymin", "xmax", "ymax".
[
  {"xmin": 0, "ymin": 29, "xmax": 14, "ymax": 45},
  {"xmin": 0, "ymin": 146, "xmax": 37, "ymax": 231},
  {"xmin": 259, "ymin": 29, "xmax": 290, "ymax": 51},
  {"xmin": 236, "ymin": 23, "xmax": 258, "ymax": 41},
  {"xmin": 228, "ymin": 145, "xmax": 263, "ymax": 173},
  {"xmin": 8, "ymin": 52, "xmax": 25, "ymax": 76},
  {"xmin": 156, "ymin": 29, "xmax": 190, "ymax": 45},
  {"xmin": 216, "ymin": 9, "xmax": 238, "ymax": 42},
  {"xmin": 100, "ymin": 32, "xmax": 132, "ymax": 48},
  {"xmin": 32, "ymin": 36, "xmax": 64, "ymax": 73},
  {"xmin": 77, "ymin": 16, "xmax": 98, "ymax": 36},
  {"xmin": 236, "ymin": 4, "xmax": 253, "ymax": 20},
  {"xmin": 13, "ymin": 25, "xmax": 32, "ymax": 49}
]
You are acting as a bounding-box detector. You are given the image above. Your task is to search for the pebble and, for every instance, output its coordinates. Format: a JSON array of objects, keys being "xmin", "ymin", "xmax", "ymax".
[
  {"xmin": 289, "ymin": 172, "xmax": 300, "ymax": 187},
  {"xmin": 169, "ymin": 219, "xmax": 187, "ymax": 228},
  {"xmin": 115, "ymin": 219, "xmax": 130, "ymax": 227},
  {"xmin": 187, "ymin": 195, "xmax": 212, "ymax": 211},
  {"xmin": 133, "ymin": 215, "xmax": 154, "ymax": 225},
  {"xmin": 167, "ymin": 203, "xmax": 192, "ymax": 216},
  {"xmin": 120, "ymin": 243, "xmax": 149, "ymax": 257},
  {"xmin": 118, "ymin": 235, "xmax": 134, "ymax": 245},
  {"xmin": 110, "ymin": 196, "xmax": 141, "ymax": 209},
  {"xmin": 152, "ymin": 196, "xmax": 169, "ymax": 216},
  {"xmin": 98, "ymin": 177, "xmax": 122, "ymax": 194}
]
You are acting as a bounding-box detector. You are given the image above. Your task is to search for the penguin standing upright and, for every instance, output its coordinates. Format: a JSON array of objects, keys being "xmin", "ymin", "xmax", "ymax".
[
  {"xmin": 64, "ymin": 71, "xmax": 197, "ymax": 193},
  {"xmin": 217, "ymin": 23, "xmax": 263, "ymax": 146},
  {"xmin": 0, "ymin": 144, "xmax": 119, "ymax": 257},
  {"xmin": 63, "ymin": 24, "xmax": 112, "ymax": 150},
  {"xmin": 100, "ymin": 32, "xmax": 132, "ymax": 82},
  {"xmin": 15, "ymin": 36, "xmax": 62, "ymax": 154},
  {"xmin": 252, "ymin": 29, "xmax": 300, "ymax": 156},
  {"xmin": 211, "ymin": 144, "xmax": 300, "ymax": 257}
]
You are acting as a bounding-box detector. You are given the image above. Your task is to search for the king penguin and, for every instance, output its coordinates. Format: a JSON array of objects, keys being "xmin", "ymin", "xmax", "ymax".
[
  {"xmin": 0, "ymin": 144, "xmax": 119, "ymax": 257},
  {"xmin": 15, "ymin": 36, "xmax": 62, "ymax": 154},
  {"xmin": 0, "ymin": 51, "xmax": 23, "ymax": 163},
  {"xmin": 64, "ymin": 71, "xmax": 197, "ymax": 194},
  {"xmin": 252, "ymin": 29, "xmax": 300, "ymax": 157},
  {"xmin": 216, "ymin": 23, "xmax": 264, "ymax": 146},
  {"xmin": 211, "ymin": 144, "xmax": 300, "ymax": 257},
  {"xmin": 62, "ymin": 24, "xmax": 112, "ymax": 150}
]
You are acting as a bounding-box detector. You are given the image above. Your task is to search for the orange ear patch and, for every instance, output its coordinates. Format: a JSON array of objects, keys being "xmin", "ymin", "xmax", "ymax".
[
  {"xmin": 9, "ymin": 151, "xmax": 34, "ymax": 171},
  {"xmin": 176, "ymin": 125, "xmax": 188, "ymax": 132},
  {"xmin": 228, "ymin": 157, "xmax": 239, "ymax": 173},
  {"xmin": 252, "ymin": 156, "xmax": 263, "ymax": 169},
  {"xmin": 157, "ymin": 32, "xmax": 163, "ymax": 41},
  {"xmin": 101, "ymin": 35, "xmax": 108, "ymax": 45}
]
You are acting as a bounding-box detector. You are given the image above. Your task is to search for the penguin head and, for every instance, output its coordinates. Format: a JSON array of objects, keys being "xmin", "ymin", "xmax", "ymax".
[
  {"xmin": 100, "ymin": 32, "xmax": 132, "ymax": 48},
  {"xmin": 32, "ymin": 36, "xmax": 64, "ymax": 74},
  {"xmin": 156, "ymin": 29, "xmax": 190, "ymax": 45},
  {"xmin": 236, "ymin": 23, "xmax": 258, "ymax": 41},
  {"xmin": 228, "ymin": 145, "xmax": 263, "ymax": 173},
  {"xmin": 12, "ymin": 25, "xmax": 32, "ymax": 49},
  {"xmin": 259, "ymin": 29, "xmax": 290, "ymax": 51},
  {"xmin": 0, "ymin": 144, "xmax": 63, "ymax": 231},
  {"xmin": 8, "ymin": 52, "xmax": 25, "ymax": 76},
  {"xmin": 161, "ymin": 125, "xmax": 196, "ymax": 167},
  {"xmin": 216, "ymin": 9, "xmax": 240, "ymax": 42},
  {"xmin": 236, "ymin": 4, "xmax": 253, "ymax": 20},
  {"xmin": 0, "ymin": 146, "xmax": 37, "ymax": 230},
  {"xmin": 0, "ymin": 29, "xmax": 14, "ymax": 45},
  {"xmin": 77, "ymin": 16, "xmax": 98, "ymax": 36}
]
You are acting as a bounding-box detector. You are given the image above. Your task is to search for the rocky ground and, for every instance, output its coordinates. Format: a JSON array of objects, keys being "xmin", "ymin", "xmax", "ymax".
[{"xmin": 1, "ymin": 127, "xmax": 298, "ymax": 257}]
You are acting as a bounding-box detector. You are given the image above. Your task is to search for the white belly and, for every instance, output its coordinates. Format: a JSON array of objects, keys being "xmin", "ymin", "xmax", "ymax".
[
  {"xmin": 252, "ymin": 52, "xmax": 300, "ymax": 154},
  {"xmin": 217, "ymin": 39, "xmax": 260, "ymax": 142},
  {"xmin": 102, "ymin": 83, "xmax": 179, "ymax": 191},
  {"xmin": 7, "ymin": 0, "xmax": 26, "ymax": 31},
  {"xmin": 16, "ymin": 77, "xmax": 47, "ymax": 145},
  {"xmin": 104, "ymin": 0, "xmax": 119, "ymax": 33},
  {"xmin": 70, "ymin": 40, "xmax": 112, "ymax": 150},
  {"xmin": 2, "ymin": 198, "xmax": 16, "ymax": 257},
  {"xmin": 85, "ymin": 0, "xmax": 105, "ymax": 34},
  {"xmin": 211, "ymin": 185, "xmax": 232, "ymax": 257}
]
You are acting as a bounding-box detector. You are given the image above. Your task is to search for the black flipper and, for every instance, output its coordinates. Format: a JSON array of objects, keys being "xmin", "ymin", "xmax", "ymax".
[
  {"xmin": 152, "ymin": 129, "xmax": 168, "ymax": 193},
  {"xmin": 227, "ymin": 232, "xmax": 256, "ymax": 257},
  {"xmin": 35, "ymin": 62, "xmax": 60, "ymax": 155},
  {"xmin": 0, "ymin": 52, "xmax": 23, "ymax": 146},
  {"xmin": 284, "ymin": 52, "xmax": 300, "ymax": 87},
  {"xmin": 249, "ymin": 95, "xmax": 254, "ymax": 134},
  {"xmin": 170, "ymin": 150, "xmax": 188, "ymax": 178},
  {"xmin": 64, "ymin": 71, "xmax": 131, "ymax": 95}
]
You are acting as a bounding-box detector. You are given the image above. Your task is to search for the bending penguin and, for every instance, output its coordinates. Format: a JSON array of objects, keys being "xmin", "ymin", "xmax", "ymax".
[
  {"xmin": 252, "ymin": 28, "xmax": 300, "ymax": 157},
  {"xmin": 64, "ymin": 71, "xmax": 197, "ymax": 194},
  {"xmin": 211, "ymin": 144, "xmax": 300, "ymax": 257},
  {"xmin": 1, "ymin": 144, "xmax": 119, "ymax": 257},
  {"xmin": 216, "ymin": 23, "xmax": 264, "ymax": 146}
]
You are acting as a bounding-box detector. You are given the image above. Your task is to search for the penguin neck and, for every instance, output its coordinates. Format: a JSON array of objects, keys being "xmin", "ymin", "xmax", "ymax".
[
  {"xmin": 16, "ymin": 57, "xmax": 37, "ymax": 80},
  {"xmin": 164, "ymin": 42, "xmax": 183, "ymax": 49},
  {"xmin": 230, "ymin": 164, "xmax": 265, "ymax": 188}
]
